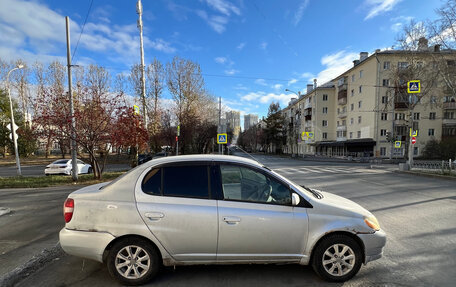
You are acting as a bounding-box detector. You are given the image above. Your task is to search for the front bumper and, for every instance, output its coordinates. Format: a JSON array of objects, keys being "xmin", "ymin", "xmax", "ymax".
[
  {"xmin": 59, "ymin": 228, "xmax": 115, "ymax": 263},
  {"xmin": 358, "ymin": 228, "xmax": 386, "ymax": 264}
]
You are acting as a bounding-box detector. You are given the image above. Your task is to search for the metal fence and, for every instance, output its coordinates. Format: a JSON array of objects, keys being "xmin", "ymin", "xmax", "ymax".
[{"xmin": 411, "ymin": 160, "xmax": 456, "ymax": 175}]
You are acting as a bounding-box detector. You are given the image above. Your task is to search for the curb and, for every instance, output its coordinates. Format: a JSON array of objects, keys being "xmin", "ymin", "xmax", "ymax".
[
  {"xmin": 394, "ymin": 170, "xmax": 456, "ymax": 181},
  {"xmin": 0, "ymin": 243, "xmax": 64, "ymax": 287}
]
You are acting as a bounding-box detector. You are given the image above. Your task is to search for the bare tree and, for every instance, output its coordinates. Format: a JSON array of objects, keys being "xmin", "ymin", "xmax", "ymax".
[{"xmin": 146, "ymin": 58, "xmax": 165, "ymax": 151}]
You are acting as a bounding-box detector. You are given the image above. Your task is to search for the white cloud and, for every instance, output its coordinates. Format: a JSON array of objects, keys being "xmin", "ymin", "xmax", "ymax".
[
  {"xmin": 294, "ymin": 0, "xmax": 310, "ymax": 26},
  {"xmin": 390, "ymin": 15, "xmax": 413, "ymax": 32},
  {"xmin": 391, "ymin": 22, "xmax": 403, "ymax": 32},
  {"xmin": 364, "ymin": 0, "xmax": 402, "ymax": 20},
  {"xmin": 316, "ymin": 50, "xmax": 358, "ymax": 85},
  {"xmin": 215, "ymin": 57, "xmax": 227, "ymax": 64},
  {"xmin": 234, "ymin": 84, "xmax": 248, "ymax": 90},
  {"xmin": 288, "ymin": 78, "xmax": 298, "ymax": 86},
  {"xmin": 272, "ymin": 84, "xmax": 283, "ymax": 90},
  {"xmin": 241, "ymin": 91, "xmax": 292, "ymax": 107},
  {"xmin": 300, "ymin": 72, "xmax": 315, "ymax": 80},
  {"xmin": 237, "ymin": 42, "xmax": 246, "ymax": 50},
  {"xmin": 196, "ymin": 10, "xmax": 229, "ymax": 33},
  {"xmin": 259, "ymin": 42, "xmax": 268, "ymax": 50},
  {"xmin": 255, "ymin": 79, "xmax": 268, "ymax": 86},
  {"xmin": 224, "ymin": 69, "xmax": 239, "ymax": 75},
  {"xmin": 203, "ymin": 0, "xmax": 241, "ymax": 16},
  {"xmin": 0, "ymin": 0, "xmax": 176, "ymax": 66}
]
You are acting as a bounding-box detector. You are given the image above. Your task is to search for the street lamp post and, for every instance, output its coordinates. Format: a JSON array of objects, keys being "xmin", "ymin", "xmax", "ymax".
[{"xmin": 7, "ymin": 65, "xmax": 24, "ymax": 176}]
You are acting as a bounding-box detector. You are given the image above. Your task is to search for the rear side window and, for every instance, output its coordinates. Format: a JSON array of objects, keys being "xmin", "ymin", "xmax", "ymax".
[
  {"xmin": 163, "ymin": 165, "xmax": 209, "ymax": 199},
  {"xmin": 142, "ymin": 168, "xmax": 162, "ymax": 195}
]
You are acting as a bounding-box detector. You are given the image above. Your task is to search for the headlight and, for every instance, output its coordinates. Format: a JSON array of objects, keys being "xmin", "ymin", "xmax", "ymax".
[{"xmin": 364, "ymin": 216, "xmax": 380, "ymax": 231}]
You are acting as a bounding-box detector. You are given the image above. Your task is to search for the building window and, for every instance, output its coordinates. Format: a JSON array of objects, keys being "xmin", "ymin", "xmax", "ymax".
[
  {"xmin": 380, "ymin": 147, "xmax": 386, "ymax": 156},
  {"xmin": 395, "ymin": 113, "xmax": 405, "ymax": 120},
  {"xmin": 352, "ymin": 74, "xmax": 355, "ymax": 82},
  {"xmin": 359, "ymin": 85, "xmax": 362, "ymax": 93},
  {"xmin": 381, "ymin": 129, "xmax": 387, "ymax": 136},
  {"xmin": 322, "ymin": 132, "xmax": 328, "ymax": 139},
  {"xmin": 322, "ymin": 107, "xmax": 328, "ymax": 114},
  {"xmin": 429, "ymin": 112, "xmax": 436, "ymax": 120},
  {"xmin": 322, "ymin": 120, "xmax": 328, "ymax": 127},
  {"xmin": 398, "ymin": 62, "xmax": 409, "ymax": 69},
  {"xmin": 428, "ymin": 129, "xmax": 435, "ymax": 136},
  {"xmin": 358, "ymin": 116, "xmax": 362, "ymax": 124},
  {"xmin": 381, "ymin": 113, "xmax": 388, "ymax": 120},
  {"xmin": 430, "ymin": 96, "xmax": 437, "ymax": 104},
  {"xmin": 350, "ymin": 118, "xmax": 354, "ymax": 125},
  {"xmin": 383, "ymin": 61, "xmax": 390, "ymax": 70},
  {"xmin": 382, "ymin": 79, "xmax": 389, "ymax": 87},
  {"xmin": 323, "ymin": 94, "xmax": 328, "ymax": 101},
  {"xmin": 358, "ymin": 101, "xmax": 362, "ymax": 108},
  {"xmin": 382, "ymin": 96, "xmax": 388, "ymax": 104},
  {"xmin": 351, "ymin": 103, "xmax": 354, "ymax": 111},
  {"xmin": 351, "ymin": 89, "xmax": 354, "ymax": 97},
  {"xmin": 413, "ymin": 113, "xmax": 420, "ymax": 120},
  {"xmin": 359, "ymin": 70, "xmax": 363, "ymax": 78},
  {"xmin": 357, "ymin": 131, "xmax": 361, "ymax": 138}
]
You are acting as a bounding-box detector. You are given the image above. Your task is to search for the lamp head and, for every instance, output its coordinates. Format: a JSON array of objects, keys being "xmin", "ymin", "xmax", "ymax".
[{"xmin": 17, "ymin": 64, "xmax": 24, "ymax": 69}]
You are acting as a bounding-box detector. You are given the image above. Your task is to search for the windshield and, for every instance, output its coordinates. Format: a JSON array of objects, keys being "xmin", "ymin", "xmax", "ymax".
[{"xmin": 52, "ymin": 160, "xmax": 69, "ymax": 164}]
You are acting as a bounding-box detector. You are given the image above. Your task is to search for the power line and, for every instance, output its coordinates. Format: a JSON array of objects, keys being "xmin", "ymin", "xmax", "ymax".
[{"xmin": 72, "ymin": 0, "xmax": 94, "ymax": 62}]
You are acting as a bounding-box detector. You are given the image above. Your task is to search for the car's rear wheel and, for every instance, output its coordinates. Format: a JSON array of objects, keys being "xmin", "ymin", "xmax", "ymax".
[
  {"xmin": 107, "ymin": 238, "xmax": 160, "ymax": 286},
  {"xmin": 87, "ymin": 167, "xmax": 93, "ymax": 174},
  {"xmin": 311, "ymin": 234, "xmax": 362, "ymax": 282}
]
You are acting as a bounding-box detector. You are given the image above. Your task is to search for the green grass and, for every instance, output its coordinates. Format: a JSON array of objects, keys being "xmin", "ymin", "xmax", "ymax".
[{"xmin": 0, "ymin": 171, "xmax": 126, "ymax": 189}]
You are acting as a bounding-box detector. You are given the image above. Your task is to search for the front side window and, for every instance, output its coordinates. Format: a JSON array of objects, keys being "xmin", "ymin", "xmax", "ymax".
[{"xmin": 220, "ymin": 165, "xmax": 291, "ymax": 205}]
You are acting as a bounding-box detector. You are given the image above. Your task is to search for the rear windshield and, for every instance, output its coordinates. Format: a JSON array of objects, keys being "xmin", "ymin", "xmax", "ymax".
[{"xmin": 53, "ymin": 160, "xmax": 69, "ymax": 164}]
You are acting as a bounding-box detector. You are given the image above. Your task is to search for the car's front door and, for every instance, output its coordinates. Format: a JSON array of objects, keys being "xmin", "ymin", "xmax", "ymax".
[
  {"xmin": 136, "ymin": 163, "xmax": 218, "ymax": 262},
  {"xmin": 216, "ymin": 164, "xmax": 309, "ymax": 262}
]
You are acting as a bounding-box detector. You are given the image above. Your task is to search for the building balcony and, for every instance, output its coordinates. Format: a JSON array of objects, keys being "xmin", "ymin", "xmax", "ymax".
[
  {"xmin": 394, "ymin": 119, "xmax": 407, "ymax": 126},
  {"xmin": 336, "ymin": 125, "xmax": 346, "ymax": 132},
  {"xmin": 443, "ymin": 102, "xmax": 456, "ymax": 109},
  {"xmin": 443, "ymin": 118, "xmax": 456, "ymax": 125},
  {"xmin": 338, "ymin": 111, "xmax": 347, "ymax": 118},
  {"xmin": 338, "ymin": 90, "xmax": 347, "ymax": 105},
  {"xmin": 336, "ymin": 137, "xmax": 347, "ymax": 142},
  {"xmin": 304, "ymin": 121, "xmax": 312, "ymax": 128},
  {"xmin": 394, "ymin": 101, "xmax": 408, "ymax": 109},
  {"xmin": 304, "ymin": 102, "xmax": 312, "ymax": 109}
]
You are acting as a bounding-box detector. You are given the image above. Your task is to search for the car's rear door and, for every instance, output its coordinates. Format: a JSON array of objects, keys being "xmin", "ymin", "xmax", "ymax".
[
  {"xmin": 136, "ymin": 162, "xmax": 218, "ymax": 262},
  {"xmin": 215, "ymin": 163, "xmax": 308, "ymax": 262}
]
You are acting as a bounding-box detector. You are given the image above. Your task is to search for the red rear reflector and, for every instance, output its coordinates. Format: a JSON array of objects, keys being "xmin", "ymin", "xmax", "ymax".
[{"xmin": 64, "ymin": 198, "xmax": 74, "ymax": 223}]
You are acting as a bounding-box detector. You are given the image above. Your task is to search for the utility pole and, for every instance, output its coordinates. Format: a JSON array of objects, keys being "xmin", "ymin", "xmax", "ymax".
[
  {"xmin": 66, "ymin": 16, "xmax": 78, "ymax": 181},
  {"xmin": 137, "ymin": 0, "xmax": 148, "ymax": 130},
  {"xmin": 7, "ymin": 65, "xmax": 23, "ymax": 176},
  {"xmin": 219, "ymin": 97, "xmax": 221, "ymax": 155}
]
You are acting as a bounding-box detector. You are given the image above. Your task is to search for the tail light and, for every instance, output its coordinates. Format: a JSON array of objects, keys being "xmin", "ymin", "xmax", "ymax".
[{"xmin": 64, "ymin": 198, "xmax": 74, "ymax": 223}]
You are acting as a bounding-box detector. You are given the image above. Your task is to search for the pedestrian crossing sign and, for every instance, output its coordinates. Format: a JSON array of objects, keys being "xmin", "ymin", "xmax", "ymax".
[
  {"xmin": 217, "ymin": 133, "xmax": 227, "ymax": 144},
  {"xmin": 301, "ymin": 132, "xmax": 307, "ymax": 140},
  {"xmin": 394, "ymin": 141, "xmax": 401, "ymax": 148},
  {"xmin": 407, "ymin": 80, "xmax": 420, "ymax": 94}
]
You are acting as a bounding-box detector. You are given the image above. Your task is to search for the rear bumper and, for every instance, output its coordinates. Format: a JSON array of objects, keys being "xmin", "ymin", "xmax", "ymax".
[
  {"xmin": 358, "ymin": 229, "xmax": 386, "ymax": 264},
  {"xmin": 45, "ymin": 168, "xmax": 70, "ymax": 175},
  {"xmin": 59, "ymin": 228, "xmax": 115, "ymax": 263}
]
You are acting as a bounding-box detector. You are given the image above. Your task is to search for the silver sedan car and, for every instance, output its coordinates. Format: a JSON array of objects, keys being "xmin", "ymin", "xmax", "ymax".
[{"xmin": 60, "ymin": 155, "xmax": 385, "ymax": 285}]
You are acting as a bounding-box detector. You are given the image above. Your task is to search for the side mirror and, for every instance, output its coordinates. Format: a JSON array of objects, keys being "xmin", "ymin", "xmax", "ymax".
[{"xmin": 292, "ymin": 193, "xmax": 300, "ymax": 206}]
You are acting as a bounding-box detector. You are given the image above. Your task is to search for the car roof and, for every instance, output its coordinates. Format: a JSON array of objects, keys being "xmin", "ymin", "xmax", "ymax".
[{"xmin": 142, "ymin": 154, "xmax": 263, "ymax": 168}]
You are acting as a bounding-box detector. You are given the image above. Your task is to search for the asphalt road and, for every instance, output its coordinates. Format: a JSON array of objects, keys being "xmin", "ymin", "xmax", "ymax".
[
  {"xmin": 0, "ymin": 163, "xmax": 130, "ymax": 177},
  {"xmin": 2, "ymin": 154, "xmax": 456, "ymax": 286}
]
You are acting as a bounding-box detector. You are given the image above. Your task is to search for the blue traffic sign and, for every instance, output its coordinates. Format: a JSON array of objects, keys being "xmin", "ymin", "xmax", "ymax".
[
  {"xmin": 217, "ymin": 133, "xmax": 227, "ymax": 144},
  {"xmin": 407, "ymin": 80, "xmax": 420, "ymax": 93}
]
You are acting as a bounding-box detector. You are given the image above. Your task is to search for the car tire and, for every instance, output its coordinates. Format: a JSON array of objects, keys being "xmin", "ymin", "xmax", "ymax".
[
  {"xmin": 311, "ymin": 234, "xmax": 362, "ymax": 282},
  {"xmin": 88, "ymin": 167, "xmax": 93, "ymax": 174},
  {"xmin": 107, "ymin": 238, "xmax": 160, "ymax": 286}
]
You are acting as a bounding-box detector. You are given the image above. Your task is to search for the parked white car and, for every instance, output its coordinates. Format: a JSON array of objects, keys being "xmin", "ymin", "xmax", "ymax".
[
  {"xmin": 60, "ymin": 155, "xmax": 385, "ymax": 285},
  {"xmin": 45, "ymin": 159, "xmax": 92, "ymax": 176}
]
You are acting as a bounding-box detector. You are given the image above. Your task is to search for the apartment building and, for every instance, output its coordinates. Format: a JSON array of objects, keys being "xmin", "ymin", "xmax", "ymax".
[
  {"xmin": 282, "ymin": 42, "xmax": 456, "ymax": 158},
  {"xmin": 244, "ymin": 114, "xmax": 259, "ymax": 131},
  {"xmin": 226, "ymin": 110, "xmax": 241, "ymax": 137}
]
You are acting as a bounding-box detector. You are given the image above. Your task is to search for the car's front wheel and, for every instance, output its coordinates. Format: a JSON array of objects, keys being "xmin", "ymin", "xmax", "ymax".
[
  {"xmin": 107, "ymin": 238, "xmax": 160, "ymax": 286},
  {"xmin": 311, "ymin": 234, "xmax": 362, "ymax": 282}
]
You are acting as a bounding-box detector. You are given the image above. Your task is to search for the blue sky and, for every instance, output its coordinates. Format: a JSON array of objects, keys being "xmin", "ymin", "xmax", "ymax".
[{"xmin": 0, "ymin": 0, "xmax": 443, "ymax": 120}]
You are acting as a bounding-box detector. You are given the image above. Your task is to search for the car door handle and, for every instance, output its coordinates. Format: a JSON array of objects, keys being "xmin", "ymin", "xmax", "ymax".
[
  {"xmin": 144, "ymin": 212, "xmax": 164, "ymax": 220},
  {"xmin": 223, "ymin": 216, "xmax": 241, "ymax": 224}
]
